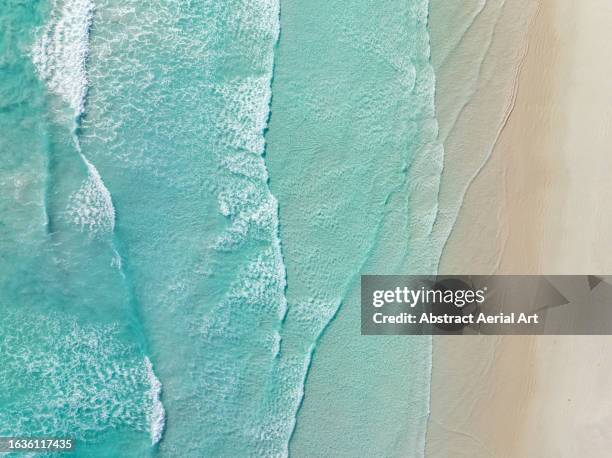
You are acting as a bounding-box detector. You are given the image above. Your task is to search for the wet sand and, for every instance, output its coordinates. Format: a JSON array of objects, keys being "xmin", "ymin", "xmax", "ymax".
[{"xmin": 427, "ymin": 1, "xmax": 612, "ymax": 456}]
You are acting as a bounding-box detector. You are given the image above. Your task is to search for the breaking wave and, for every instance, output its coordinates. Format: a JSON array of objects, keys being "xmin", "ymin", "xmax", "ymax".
[
  {"xmin": 67, "ymin": 154, "xmax": 116, "ymax": 235},
  {"xmin": 32, "ymin": 0, "xmax": 94, "ymax": 117},
  {"xmin": 144, "ymin": 357, "xmax": 166, "ymax": 445}
]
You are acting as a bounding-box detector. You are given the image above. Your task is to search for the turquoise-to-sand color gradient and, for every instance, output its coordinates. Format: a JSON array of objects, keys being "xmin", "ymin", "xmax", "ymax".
[{"xmin": 1, "ymin": 0, "xmax": 451, "ymax": 456}]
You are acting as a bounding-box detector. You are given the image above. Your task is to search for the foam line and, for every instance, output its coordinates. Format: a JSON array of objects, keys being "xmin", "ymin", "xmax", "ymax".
[
  {"xmin": 144, "ymin": 357, "xmax": 166, "ymax": 445},
  {"xmin": 32, "ymin": 0, "xmax": 94, "ymax": 117}
]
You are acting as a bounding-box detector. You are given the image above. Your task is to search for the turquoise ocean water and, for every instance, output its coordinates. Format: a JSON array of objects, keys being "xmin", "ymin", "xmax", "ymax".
[{"xmin": 1, "ymin": 0, "xmax": 446, "ymax": 456}]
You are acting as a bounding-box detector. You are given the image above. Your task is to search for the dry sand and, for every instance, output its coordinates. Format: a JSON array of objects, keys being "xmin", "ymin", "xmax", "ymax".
[{"xmin": 427, "ymin": 0, "xmax": 612, "ymax": 456}]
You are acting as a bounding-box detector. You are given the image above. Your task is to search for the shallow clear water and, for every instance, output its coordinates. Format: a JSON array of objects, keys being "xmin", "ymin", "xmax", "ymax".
[
  {"xmin": 1, "ymin": 0, "xmax": 445, "ymax": 455},
  {"xmin": 266, "ymin": 0, "xmax": 443, "ymax": 455}
]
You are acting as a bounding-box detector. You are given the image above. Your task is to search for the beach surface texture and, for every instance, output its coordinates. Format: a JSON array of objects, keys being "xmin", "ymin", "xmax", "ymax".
[{"xmin": 428, "ymin": 1, "xmax": 612, "ymax": 456}]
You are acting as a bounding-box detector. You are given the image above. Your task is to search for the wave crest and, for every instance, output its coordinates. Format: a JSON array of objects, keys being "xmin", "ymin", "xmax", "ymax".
[
  {"xmin": 67, "ymin": 156, "xmax": 116, "ymax": 235},
  {"xmin": 32, "ymin": 0, "xmax": 94, "ymax": 117},
  {"xmin": 144, "ymin": 357, "xmax": 166, "ymax": 445}
]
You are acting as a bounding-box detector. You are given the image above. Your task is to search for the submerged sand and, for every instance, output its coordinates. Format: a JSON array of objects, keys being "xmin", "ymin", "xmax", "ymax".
[{"xmin": 427, "ymin": 0, "xmax": 612, "ymax": 456}]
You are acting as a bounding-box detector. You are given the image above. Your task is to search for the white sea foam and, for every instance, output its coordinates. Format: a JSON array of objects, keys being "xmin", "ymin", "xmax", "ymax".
[
  {"xmin": 216, "ymin": 76, "xmax": 272, "ymax": 156},
  {"xmin": 32, "ymin": 0, "xmax": 94, "ymax": 117},
  {"xmin": 144, "ymin": 357, "xmax": 166, "ymax": 445},
  {"xmin": 211, "ymin": 9, "xmax": 280, "ymax": 249},
  {"xmin": 32, "ymin": 0, "xmax": 117, "ymax": 236},
  {"xmin": 0, "ymin": 311, "xmax": 159, "ymax": 440},
  {"xmin": 68, "ymin": 155, "xmax": 116, "ymax": 235}
]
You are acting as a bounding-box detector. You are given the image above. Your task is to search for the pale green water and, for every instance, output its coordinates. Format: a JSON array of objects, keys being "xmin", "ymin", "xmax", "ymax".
[
  {"xmin": 0, "ymin": 0, "xmax": 446, "ymax": 456},
  {"xmin": 266, "ymin": 0, "xmax": 444, "ymax": 455}
]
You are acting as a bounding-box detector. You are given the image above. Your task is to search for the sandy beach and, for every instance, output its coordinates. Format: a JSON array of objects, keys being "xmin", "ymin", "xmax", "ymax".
[{"xmin": 427, "ymin": 0, "xmax": 612, "ymax": 456}]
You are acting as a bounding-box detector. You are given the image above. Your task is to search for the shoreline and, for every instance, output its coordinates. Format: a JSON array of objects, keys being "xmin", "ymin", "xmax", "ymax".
[{"xmin": 427, "ymin": 0, "xmax": 612, "ymax": 456}]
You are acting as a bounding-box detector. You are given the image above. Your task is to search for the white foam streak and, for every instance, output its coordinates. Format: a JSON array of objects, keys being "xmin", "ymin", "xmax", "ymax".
[
  {"xmin": 68, "ymin": 154, "xmax": 116, "ymax": 235},
  {"xmin": 32, "ymin": 0, "xmax": 94, "ymax": 117},
  {"xmin": 144, "ymin": 357, "xmax": 166, "ymax": 445}
]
